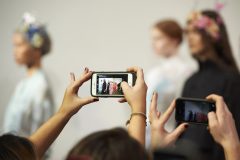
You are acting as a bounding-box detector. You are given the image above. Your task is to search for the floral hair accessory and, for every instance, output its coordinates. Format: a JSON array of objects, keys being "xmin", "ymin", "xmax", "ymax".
[
  {"xmin": 187, "ymin": 11, "xmax": 221, "ymax": 40},
  {"xmin": 215, "ymin": 2, "xmax": 225, "ymax": 12},
  {"xmin": 214, "ymin": 0, "xmax": 226, "ymax": 12},
  {"xmin": 17, "ymin": 12, "xmax": 45, "ymax": 49}
]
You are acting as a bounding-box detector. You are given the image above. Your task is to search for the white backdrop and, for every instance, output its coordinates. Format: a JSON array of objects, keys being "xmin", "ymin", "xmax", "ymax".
[{"xmin": 0, "ymin": 0, "xmax": 240, "ymax": 159}]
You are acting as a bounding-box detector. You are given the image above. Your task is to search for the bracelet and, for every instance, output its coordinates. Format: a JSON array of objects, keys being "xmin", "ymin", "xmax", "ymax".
[{"xmin": 126, "ymin": 112, "xmax": 147, "ymax": 126}]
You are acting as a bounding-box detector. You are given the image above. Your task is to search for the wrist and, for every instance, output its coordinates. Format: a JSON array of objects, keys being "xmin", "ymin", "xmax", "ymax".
[
  {"xmin": 223, "ymin": 142, "xmax": 240, "ymax": 160},
  {"xmin": 222, "ymin": 140, "xmax": 240, "ymax": 153},
  {"xmin": 57, "ymin": 107, "xmax": 73, "ymax": 121},
  {"xmin": 132, "ymin": 108, "xmax": 146, "ymax": 113},
  {"xmin": 126, "ymin": 112, "xmax": 147, "ymax": 126},
  {"xmin": 131, "ymin": 102, "xmax": 146, "ymax": 113}
]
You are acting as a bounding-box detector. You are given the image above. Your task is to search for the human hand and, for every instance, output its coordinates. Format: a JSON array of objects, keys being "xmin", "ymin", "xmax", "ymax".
[
  {"xmin": 207, "ymin": 94, "xmax": 240, "ymax": 151},
  {"xmin": 149, "ymin": 92, "xmax": 188, "ymax": 150},
  {"xmin": 58, "ymin": 68, "xmax": 99, "ymax": 118},
  {"xmin": 119, "ymin": 66, "xmax": 147, "ymax": 113}
]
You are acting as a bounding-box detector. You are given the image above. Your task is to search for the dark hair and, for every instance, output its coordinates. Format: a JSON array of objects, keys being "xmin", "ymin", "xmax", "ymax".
[
  {"xmin": 16, "ymin": 26, "xmax": 51, "ymax": 57},
  {"xmin": 66, "ymin": 128, "xmax": 148, "ymax": 160},
  {"xmin": 154, "ymin": 19, "xmax": 183, "ymax": 44},
  {"xmin": 191, "ymin": 10, "xmax": 238, "ymax": 72},
  {"xmin": 38, "ymin": 26, "xmax": 51, "ymax": 56},
  {"xmin": 0, "ymin": 134, "xmax": 36, "ymax": 160}
]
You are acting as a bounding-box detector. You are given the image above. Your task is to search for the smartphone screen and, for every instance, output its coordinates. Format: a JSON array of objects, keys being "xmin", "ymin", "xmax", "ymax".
[
  {"xmin": 175, "ymin": 98, "xmax": 216, "ymax": 125},
  {"xmin": 91, "ymin": 72, "xmax": 135, "ymax": 97}
]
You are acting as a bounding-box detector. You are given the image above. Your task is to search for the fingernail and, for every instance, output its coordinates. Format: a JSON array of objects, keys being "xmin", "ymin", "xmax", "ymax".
[
  {"xmin": 70, "ymin": 72, "xmax": 74, "ymax": 79},
  {"xmin": 93, "ymin": 98, "xmax": 99, "ymax": 102},
  {"xmin": 185, "ymin": 124, "xmax": 189, "ymax": 129}
]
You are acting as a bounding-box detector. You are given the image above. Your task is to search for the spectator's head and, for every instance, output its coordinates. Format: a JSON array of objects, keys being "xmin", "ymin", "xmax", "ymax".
[
  {"xmin": 152, "ymin": 19, "xmax": 183, "ymax": 57},
  {"xmin": 66, "ymin": 128, "xmax": 148, "ymax": 160},
  {"xmin": 13, "ymin": 13, "xmax": 51, "ymax": 67},
  {"xmin": 0, "ymin": 134, "xmax": 36, "ymax": 160},
  {"xmin": 185, "ymin": 10, "xmax": 238, "ymax": 72}
]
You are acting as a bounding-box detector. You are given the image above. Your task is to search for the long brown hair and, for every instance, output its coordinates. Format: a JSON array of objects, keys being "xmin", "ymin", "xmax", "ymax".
[
  {"xmin": 66, "ymin": 128, "xmax": 148, "ymax": 160},
  {"xmin": 191, "ymin": 10, "xmax": 239, "ymax": 72}
]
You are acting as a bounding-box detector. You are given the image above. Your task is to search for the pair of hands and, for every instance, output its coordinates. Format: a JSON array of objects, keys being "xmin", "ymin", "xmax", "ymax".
[
  {"xmin": 59, "ymin": 66, "xmax": 147, "ymax": 120},
  {"xmin": 149, "ymin": 93, "xmax": 240, "ymax": 152},
  {"xmin": 59, "ymin": 66, "xmax": 240, "ymax": 154}
]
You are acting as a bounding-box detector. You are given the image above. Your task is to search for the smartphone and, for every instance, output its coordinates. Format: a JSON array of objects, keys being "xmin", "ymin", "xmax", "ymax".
[
  {"xmin": 175, "ymin": 98, "xmax": 216, "ymax": 125},
  {"xmin": 91, "ymin": 72, "xmax": 136, "ymax": 97}
]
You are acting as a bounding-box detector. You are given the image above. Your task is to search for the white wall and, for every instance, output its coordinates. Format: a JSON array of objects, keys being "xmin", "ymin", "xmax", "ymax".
[{"xmin": 0, "ymin": 0, "xmax": 240, "ymax": 159}]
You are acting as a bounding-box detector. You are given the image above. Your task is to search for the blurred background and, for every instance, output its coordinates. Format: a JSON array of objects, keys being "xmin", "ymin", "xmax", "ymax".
[{"xmin": 0, "ymin": 0, "xmax": 240, "ymax": 159}]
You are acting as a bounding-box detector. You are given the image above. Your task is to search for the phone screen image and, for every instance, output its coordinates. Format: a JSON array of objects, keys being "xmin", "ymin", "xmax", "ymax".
[
  {"xmin": 175, "ymin": 99, "xmax": 215, "ymax": 124},
  {"xmin": 96, "ymin": 74, "xmax": 128, "ymax": 96}
]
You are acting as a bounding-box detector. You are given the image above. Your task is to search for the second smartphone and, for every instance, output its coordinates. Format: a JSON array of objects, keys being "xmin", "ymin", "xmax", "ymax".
[
  {"xmin": 175, "ymin": 98, "xmax": 216, "ymax": 125},
  {"xmin": 91, "ymin": 72, "xmax": 136, "ymax": 97}
]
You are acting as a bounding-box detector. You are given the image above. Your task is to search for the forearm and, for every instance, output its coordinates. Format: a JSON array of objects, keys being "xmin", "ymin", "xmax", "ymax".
[
  {"xmin": 128, "ymin": 104, "xmax": 146, "ymax": 146},
  {"xmin": 223, "ymin": 143, "xmax": 240, "ymax": 160},
  {"xmin": 29, "ymin": 109, "xmax": 71, "ymax": 158}
]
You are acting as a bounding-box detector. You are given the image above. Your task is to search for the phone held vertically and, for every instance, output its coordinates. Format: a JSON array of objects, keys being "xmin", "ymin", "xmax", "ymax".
[
  {"xmin": 91, "ymin": 72, "xmax": 136, "ymax": 97},
  {"xmin": 175, "ymin": 98, "xmax": 216, "ymax": 125}
]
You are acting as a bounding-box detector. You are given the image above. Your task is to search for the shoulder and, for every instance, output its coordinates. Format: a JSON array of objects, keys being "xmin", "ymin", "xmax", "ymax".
[
  {"xmin": 146, "ymin": 66, "xmax": 163, "ymax": 80},
  {"xmin": 164, "ymin": 56, "xmax": 193, "ymax": 75},
  {"xmin": 183, "ymin": 70, "xmax": 199, "ymax": 85},
  {"xmin": 223, "ymin": 71, "xmax": 240, "ymax": 85},
  {"xmin": 31, "ymin": 71, "xmax": 51, "ymax": 92}
]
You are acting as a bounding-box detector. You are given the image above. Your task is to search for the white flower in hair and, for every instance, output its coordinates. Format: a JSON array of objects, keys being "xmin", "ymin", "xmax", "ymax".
[{"xmin": 23, "ymin": 12, "xmax": 36, "ymax": 24}]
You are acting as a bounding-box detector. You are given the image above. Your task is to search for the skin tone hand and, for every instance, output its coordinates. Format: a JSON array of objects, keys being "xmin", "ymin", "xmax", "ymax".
[
  {"xmin": 59, "ymin": 68, "xmax": 99, "ymax": 118},
  {"xmin": 119, "ymin": 66, "xmax": 148, "ymax": 146},
  {"xmin": 149, "ymin": 92, "xmax": 188, "ymax": 150},
  {"xmin": 29, "ymin": 68, "xmax": 99, "ymax": 159},
  {"xmin": 207, "ymin": 94, "xmax": 240, "ymax": 160}
]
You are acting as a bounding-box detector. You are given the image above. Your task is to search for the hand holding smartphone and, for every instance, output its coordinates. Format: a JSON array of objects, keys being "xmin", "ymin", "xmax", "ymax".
[
  {"xmin": 175, "ymin": 98, "xmax": 216, "ymax": 125},
  {"xmin": 91, "ymin": 72, "xmax": 136, "ymax": 97}
]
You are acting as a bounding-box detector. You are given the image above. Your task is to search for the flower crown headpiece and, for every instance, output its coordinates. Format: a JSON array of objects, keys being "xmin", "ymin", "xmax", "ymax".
[
  {"xmin": 187, "ymin": 11, "xmax": 222, "ymax": 40},
  {"xmin": 17, "ymin": 12, "xmax": 45, "ymax": 48}
]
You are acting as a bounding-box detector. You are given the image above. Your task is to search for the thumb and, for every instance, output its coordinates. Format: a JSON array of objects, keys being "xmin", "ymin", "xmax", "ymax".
[
  {"xmin": 121, "ymin": 81, "xmax": 131, "ymax": 94},
  {"xmin": 170, "ymin": 123, "xmax": 188, "ymax": 140},
  {"xmin": 79, "ymin": 97, "xmax": 99, "ymax": 106}
]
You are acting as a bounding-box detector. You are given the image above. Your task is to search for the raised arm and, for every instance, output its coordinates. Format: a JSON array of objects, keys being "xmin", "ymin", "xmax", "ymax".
[
  {"xmin": 119, "ymin": 67, "xmax": 147, "ymax": 146},
  {"xmin": 207, "ymin": 94, "xmax": 240, "ymax": 160},
  {"xmin": 149, "ymin": 92, "xmax": 188, "ymax": 150},
  {"xmin": 29, "ymin": 68, "xmax": 99, "ymax": 158}
]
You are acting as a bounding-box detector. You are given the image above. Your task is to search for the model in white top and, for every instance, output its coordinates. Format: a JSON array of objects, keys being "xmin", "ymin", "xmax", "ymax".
[
  {"xmin": 3, "ymin": 13, "xmax": 54, "ymax": 159},
  {"xmin": 145, "ymin": 19, "xmax": 193, "ymax": 148},
  {"xmin": 3, "ymin": 69, "xmax": 54, "ymax": 136}
]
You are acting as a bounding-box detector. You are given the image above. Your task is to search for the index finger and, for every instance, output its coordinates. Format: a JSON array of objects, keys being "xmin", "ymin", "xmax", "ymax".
[
  {"xmin": 73, "ymin": 70, "xmax": 93, "ymax": 89},
  {"xmin": 149, "ymin": 92, "xmax": 158, "ymax": 121},
  {"xmin": 160, "ymin": 100, "xmax": 176, "ymax": 124}
]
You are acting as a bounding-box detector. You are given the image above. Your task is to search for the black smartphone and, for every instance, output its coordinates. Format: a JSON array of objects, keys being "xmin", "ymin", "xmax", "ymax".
[
  {"xmin": 175, "ymin": 98, "xmax": 216, "ymax": 125},
  {"xmin": 91, "ymin": 72, "xmax": 136, "ymax": 97}
]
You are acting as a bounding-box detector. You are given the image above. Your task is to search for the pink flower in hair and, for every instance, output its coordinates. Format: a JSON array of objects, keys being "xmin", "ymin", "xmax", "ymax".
[
  {"xmin": 215, "ymin": 2, "xmax": 225, "ymax": 12},
  {"xmin": 196, "ymin": 16, "xmax": 210, "ymax": 29},
  {"xmin": 188, "ymin": 11, "xmax": 220, "ymax": 40}
]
